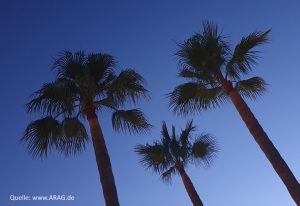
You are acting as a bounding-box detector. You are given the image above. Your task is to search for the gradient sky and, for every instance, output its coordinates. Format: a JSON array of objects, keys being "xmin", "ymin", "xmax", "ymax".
[{"xmin": 1, "ymin": 0, "xmax": 300, "ymax": 205}]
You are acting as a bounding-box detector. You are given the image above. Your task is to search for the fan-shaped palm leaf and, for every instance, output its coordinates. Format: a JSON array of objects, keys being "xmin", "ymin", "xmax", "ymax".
[
  {"xmin": 61, "ymin": 118, "xmax": 88, "ymax": 156},
  {"xmin": 226, "ymin": 30, "xmax": 271, "ymax": 79},
  {"xmin": 112, "ymin": 109, "xmax": 152, "ymax": 134},
  {"xmin": 53, "ymin": 50, "xmax": 86, "ymax": 79},
  {"xmin": 177, "ymin": 21, "xmax": 229, "ymax": 74},
  {"xmin": 191, "ymin": 134, "xmax": 218, "ymax": 167},
  {"xmin": 235, "ymin": 76, "xmax": 267, "ymax": 100},
  {"xmin": 87, "ymin": 53, "xmax": 115, "ymax": 83},
  {"xmin": 168, "ymin": 82, "xmax": 228, "ymax": 115},
  {"xmin": 22, "ymin": 117, "xmax": 62, "ymax": 157},
  {"xmin": 135, "ymin": 143, "xmax": 172, "ymax": 173},
  {"xmin": 26, "ymin": 79, "xmax": 77, "ymax": 116},
  {"xmin": 109, "ymin": 69, "xmax": 149, "ymax": 105}
]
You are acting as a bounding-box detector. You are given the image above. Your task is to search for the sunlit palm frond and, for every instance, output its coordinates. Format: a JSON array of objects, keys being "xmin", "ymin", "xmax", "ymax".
[
  {"xmin": 191, "ymin": 134, "xmax": 218, "ymax": 167},
  {"xmin": 168, "ymin": 82, "xmax": 228, "ymax": 116},
  {"xmin": 53, "ymin": 50, "xmax": 86, "ymax": 80},
  {"xmin": 226, "ymin": 29, "xmax": 271, "ymax": 79},
  {"xmin": 112, "ymin": 109, "xmax": 152, "ymax": 134},
  {"xmin": 61, "ymin": 118, "xmax": 88, "ymax": 156},
  {"xmin": 235, "ymin": 76, "xmax": 267, "ymax": 100},
  {"xmin": 109, "ymin": 69, "xmax": 149, "ymax": 105},
  {"xmin": 26, "ymin": 79, "xmax": 77, "ymax": 116},
  {"xmin": 87, "ymin": 53, "xmax": 115, "ymax": 83},
  {"xmin": 135, "ymin": 143, "xmax": 172, "ymax": 173},
  {"xmin": 21, "ymin": 117, "xmax": 62, "ymax": 158}
]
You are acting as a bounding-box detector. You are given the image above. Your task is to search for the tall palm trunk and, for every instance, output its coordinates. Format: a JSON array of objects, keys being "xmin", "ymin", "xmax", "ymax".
[
  {"xmin": 222, "ymin": 80, "xmax": 300, "ymax": 205},
  {"xmin": 176, "ymin": 164, "xmax": 204, "ymax": 206},
  {"xmin": 85, "ymin": 101, "xmax": 120, "ymax": 206}
]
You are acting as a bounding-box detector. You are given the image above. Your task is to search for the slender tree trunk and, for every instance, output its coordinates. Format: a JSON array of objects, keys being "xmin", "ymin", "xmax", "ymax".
[
  {"xmin": 175, "ymin": 164, "xmax": 204, "ymax": 206},
  {"xmin": 85, "ymin": 100, "xmax": 120, "ymax": 206},
  {"xmin": 221, "ymin": 79, "xmax": 300, "ymax": 205}
]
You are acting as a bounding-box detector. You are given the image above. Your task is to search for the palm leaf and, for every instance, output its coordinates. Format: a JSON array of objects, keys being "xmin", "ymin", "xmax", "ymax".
[
  {"xmin": 168, "ymin": 82, "xmax": 228, "ymax": 116},
  {"xmin": 178, "ymin": 67, "xmax": 217, "ymax": 85},
  {"xmin": 235, "ymin": 76, "xmax": 267, "ymax": 99},
  {"xmin": 61, "ymin": 118, "xmax": 88, "ymax": 156},
  {"xmin": 26, "ymin": 78, "xmax": 77, "ymax": 116},
  {"xmin": 21, "ymin": 117, "xmax": 62, "ymax": 158},
  {"xmin": 161, "ymin": 121, "xmax": 171, "ymax": 146},
  {"xmin": 109, "ymin": 69, "xmax": 149, "ymax": 105},
  {"xmin": 161, "ymin": 166, "xmax": 176, "ymax": 183},
  {"xmin": 53, "ymin": 50, "xmax": 86, "ymax": 80},
  {"xmin": 87, "ymin": 53, "xmax": 115, "ymax": 83},
  {"xmin": 94, "ymin": 97, "xmax": 117, "ymax": 111},
  {"xmin": 179, "ymin": 120, "xmax": 196, "ymax": 143},
  {"xmin": 112, "ymin": 109, "xmax": 152, "ymax": 134},
  {"xmin": 176, "ymin": 21, "xmax": 229, "ymax": 74},
  {"xmin": 226, "ymin": 29, "xmax": 271, "ymax": 79},
  {"xmin": 191, "ymin": 134, "xmax": 218, "ymax": 167},
  {"xmin": 135, "ymin": 143, "xmax": 171, "ymax": 173}
]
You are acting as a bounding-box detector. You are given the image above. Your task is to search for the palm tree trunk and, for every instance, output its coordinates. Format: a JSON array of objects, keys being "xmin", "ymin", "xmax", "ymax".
[
  {"xmin": 85, "ymin": 101, "xmax": 120, "ymax": 206},
  {"xmin": 175, "ymin": 164, "xmax": 204, "ymax": 206},
  {"xmin": 222, "ymin": 80, "xmax": 300, "ymax": 205}
]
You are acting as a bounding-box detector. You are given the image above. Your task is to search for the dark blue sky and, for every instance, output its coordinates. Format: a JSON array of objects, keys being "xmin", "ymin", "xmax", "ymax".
[{"xmin": 1, "ymin": 0, "xmax": 300, "ymax": 205}]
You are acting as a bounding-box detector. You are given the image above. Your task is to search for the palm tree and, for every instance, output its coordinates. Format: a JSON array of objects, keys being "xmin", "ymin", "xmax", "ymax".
[
  {"xmin": 22, "ymin": 51, "xmax": 151, "ymax": 206},
  {"xmin": 168, "ymin": 21, "xmax": 300, "ymax": 204},
  {"xmin": 135, "ymin": 121, "xmax": 218, "ymax": 206}
]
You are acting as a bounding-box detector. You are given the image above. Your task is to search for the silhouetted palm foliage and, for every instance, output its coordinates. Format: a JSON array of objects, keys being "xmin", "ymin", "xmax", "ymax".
[
  {"xmin": 169, "ymin": 21, "xmax": 300, "ymax": 204},
  {"xmin": 22, "ymin": 51, "xmax": 151, "ymax": 158},
  {"xmin": 136, "ymin": 121, "xmax": 217, "ymax": 206},
  {"xmin": 22, "ymin": 51, "xmax": 152, "ymax": 206},
  {"xmin": 169, "ymin": 21, "xmax": 268, "ymax": 115},
  {"xmin": 135, "ymin": 120, "xmax": 217, "ymax": 182}
]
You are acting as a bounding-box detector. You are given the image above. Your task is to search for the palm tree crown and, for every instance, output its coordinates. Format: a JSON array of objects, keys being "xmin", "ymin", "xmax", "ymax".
[
  {"xmin": 22, "ymin": 50, "xmax": 151, "ymax": 157},
  {"xmin": 135, "ymin": 120, "xmax": 218, "ymax": 182},
  {"xmin": 169, "ymin": 21, "xmax": 270, "ymax": 115},
  {"xmin": 168, "ymin": 21, "xmax": 300, "ymax": 205}
]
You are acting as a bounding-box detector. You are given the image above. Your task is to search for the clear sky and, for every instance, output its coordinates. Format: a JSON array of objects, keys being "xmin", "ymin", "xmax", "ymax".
[{"xmin": 1, "ymin": 0, "xmax": 300, "ymax": 205}]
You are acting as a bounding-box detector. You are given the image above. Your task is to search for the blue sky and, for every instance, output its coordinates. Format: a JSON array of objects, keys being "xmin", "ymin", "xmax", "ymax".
[{"xmin": 1, "ymin": 0, "xmax": 300, "ymax": 205}]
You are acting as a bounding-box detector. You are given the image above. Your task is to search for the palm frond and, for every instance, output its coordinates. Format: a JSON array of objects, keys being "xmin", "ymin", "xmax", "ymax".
[
  {"xmin": 176, "ymin": 21, "xmax": 229, "ymax": 74},
  {"xmin": 235, "ymin": 76, "xmax": 267, "ymax": 100},
  {"xmin": 61, "ymin": 118, "xmax": 88, "ymax": 156},
  {"xmin": 135, "ymin": 143, "xmax": 172, "ymax": 173},
  {"xmin": 180, "ymin": 120, "xmax": 196, "ymax": 143},
  {"xmin": 226, "ymin": 29, "xmax": 271, "ymax": 79},
  {"xmin": 53, "ymin": 50, "xmax": 86, "ymax": 80},
  {"xmin": 112, "ymin": 109, "xmax": 152, "ymax": 134},
  {"xmin": 26, "ymin": 79, "xmax": 77, "ymax": 116},
  {"xmin": 87, "ymin": 53, "xmax": 115, "ymax": 83},
  {"xmin": 178, "ymin": 67, "xmax": 218, "ymax": 86},
  {"xmin": 161, "ymin": 121, "xmax": 171, "ymax": 146},
  {"xmin": 22, "ymin": 117, "xmax": 88, "ymax": 158},
  {"xmin": 168, "ymin": 82, "xmax": 228, "ymax": 116},
  {"xmin": 109, "ymin": 69, "xmax": 149, "ymax": 105},
  {"xmin": 94, "ymin": 97, "xmax": 117, "ymax": 111},
  {"xmin": 21, "ymin": 117, "xmax": 62, "ymax": 158},
  {"xmin": 161, "ymin": 166, "xmax": 176, "ymax": 183},
  {"xmin": 191, "ymin": 134, "xmax": 218, "ymax": 167}
]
